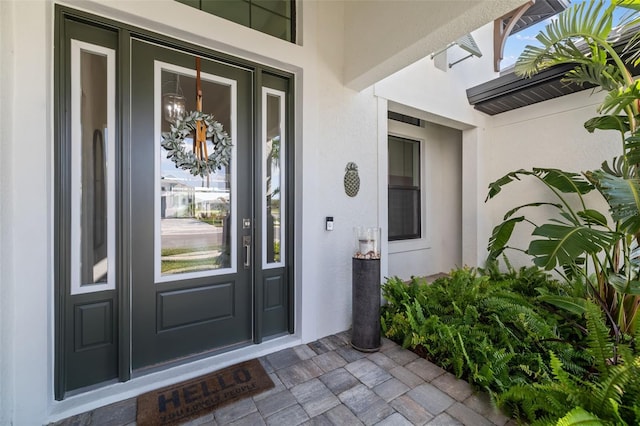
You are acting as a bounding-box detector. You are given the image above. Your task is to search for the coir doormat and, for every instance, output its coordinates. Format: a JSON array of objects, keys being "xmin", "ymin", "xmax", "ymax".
[{"xmin": 136, "ymin": 359, "xmax": 274, "ymax": 425}]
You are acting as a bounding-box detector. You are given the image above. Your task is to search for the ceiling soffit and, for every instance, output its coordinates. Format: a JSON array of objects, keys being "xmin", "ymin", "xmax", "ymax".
[{"xmin": 343, "ymin": 0, "xmax": 531, "ymax": 91}]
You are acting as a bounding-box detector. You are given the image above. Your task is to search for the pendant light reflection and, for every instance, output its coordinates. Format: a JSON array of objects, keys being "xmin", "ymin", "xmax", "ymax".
[{"xmin": 163, "ymin": 74, "xmax": 186, "ymax": 124}]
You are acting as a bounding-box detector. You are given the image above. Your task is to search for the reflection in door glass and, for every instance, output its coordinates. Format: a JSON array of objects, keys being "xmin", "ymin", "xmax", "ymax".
[
  {"xmin": 160, "ymin": 69, "xmax": 233, "ymax": 275},
  {"xmin": 264, "ymin": 90, "xmax": 285, "ymax": 266},
  {"xmin": 81, "ymin": 52, "xmax": 109, "ymax": 285},
  {"xmin": 70, "ymin": 40, "xmax": 116, "ymax": 295}
]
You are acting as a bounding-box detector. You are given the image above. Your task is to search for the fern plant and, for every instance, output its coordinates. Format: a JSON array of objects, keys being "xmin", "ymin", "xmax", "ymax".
[
  {"xmin": 486, "ymin": 0, "xmax": 640, "ymax": 338},
  {"xmin": 497, "ymin": 301, "xmax": 640, "ymax": 425},
  {"xmin": 381, "ymin": 267, "xmax": 589, "ymax": 396}
]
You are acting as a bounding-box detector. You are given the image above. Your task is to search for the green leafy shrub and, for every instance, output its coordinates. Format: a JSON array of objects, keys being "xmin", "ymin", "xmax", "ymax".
[
  {"xmin": 496, "ymin": 302, "xmax": 640, "ymax": 425},
  {"xmin": 381, "ymin": 266, "xmax": 589, "ymax": 396}
]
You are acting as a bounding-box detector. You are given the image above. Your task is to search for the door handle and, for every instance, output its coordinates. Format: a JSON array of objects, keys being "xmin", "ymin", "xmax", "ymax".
[{"xmin": 243, "ymin": 236, "xmax": 251, "ymax": 268}]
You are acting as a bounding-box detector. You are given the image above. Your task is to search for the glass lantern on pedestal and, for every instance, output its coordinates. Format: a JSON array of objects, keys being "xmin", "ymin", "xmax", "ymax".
[
  {"xmin": 351, "ymin": 226, "xmax": 381, "ymax": 352},
  {"xmin": 353, "ymin": 227, "xmax": 380, "ymax": 259}
]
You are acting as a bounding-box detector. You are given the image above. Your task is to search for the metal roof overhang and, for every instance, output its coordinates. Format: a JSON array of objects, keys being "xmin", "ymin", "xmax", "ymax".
[
  {"xmin": 468, "ymin": 26, "xmax": 640, "ymax": 116},
  {"xmin": 466, "ymin": 63, "xmax": 591, "ymax": 116}
]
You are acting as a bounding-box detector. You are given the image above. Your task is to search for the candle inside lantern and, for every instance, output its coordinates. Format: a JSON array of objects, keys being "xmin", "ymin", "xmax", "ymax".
[
  {"xmin": 359, "ymin": 239, "xmax": 374, "ymax": 254},
  {"xmin": 354, "ymin": 227, "xmax": 380, "ymax": 259}
]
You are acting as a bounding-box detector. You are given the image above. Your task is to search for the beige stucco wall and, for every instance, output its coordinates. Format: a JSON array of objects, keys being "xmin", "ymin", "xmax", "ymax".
[{"xmin": 481, "ymin": 89, "xmax": 618, "ymax": 269}]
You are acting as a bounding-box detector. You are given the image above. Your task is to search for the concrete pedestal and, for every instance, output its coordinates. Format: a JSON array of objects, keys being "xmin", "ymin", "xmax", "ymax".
[{"xmin": 351, "ymin": 258, "xmax": 381, "ymax": 352}]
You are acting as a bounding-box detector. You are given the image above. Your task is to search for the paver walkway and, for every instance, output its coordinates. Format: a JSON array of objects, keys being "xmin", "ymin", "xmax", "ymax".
[{"xmin": 53, "ymin": 331, "xmax": 514, "ymax": 425}]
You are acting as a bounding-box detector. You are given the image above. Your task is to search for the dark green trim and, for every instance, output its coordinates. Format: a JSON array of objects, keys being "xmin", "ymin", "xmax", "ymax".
[
  {"xmin": 118, "ymin": 28, "xmax": 132, "ymax": 383},
  {"xmin": 54, "ymin": 5, "xmax": 66, "ymax": 401},
  {"xmin": 253, "ymin": 69, "xmax": 264, "ymax": 345},
  {"xmin": 286, "ymin": 75, "xmax": 295, "ymax": 334}
]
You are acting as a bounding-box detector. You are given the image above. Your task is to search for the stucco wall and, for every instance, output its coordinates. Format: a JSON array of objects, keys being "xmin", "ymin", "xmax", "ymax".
[
  {"xmin": 0, "ymin": 2, "xmax": 12, "ymax": 425},
  {"xmin": 374, "ymin": 22, "xmax": 497, "ymax": 128},
  {"xmin": 480, "ymin": 89, "xmax": 618, "ymax": 269},
  {"xmin": 343, "ymin": 0, "xmax": 527, "ymax": 90}
]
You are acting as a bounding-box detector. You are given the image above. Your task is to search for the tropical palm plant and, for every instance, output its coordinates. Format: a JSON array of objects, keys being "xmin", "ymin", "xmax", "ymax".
[{"xmin": 486, "ymin": 0, "xmax": 640, "ymax": 341}]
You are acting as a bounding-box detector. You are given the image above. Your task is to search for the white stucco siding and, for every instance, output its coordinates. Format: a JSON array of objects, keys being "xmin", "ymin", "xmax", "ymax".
[
  {"xmin": 1, "ymin": 1, "xmax": 53, "ymax": 425},
  {"xmin": 343, "ymin": 0, "xmax": 528, "ymax": 91},
  {"xmin": 374, "ymin": 22, "xmax": 497, "ymax": 127},
  {"xmin": 299, "ymin": 0, "xmax": 380, "ymax": 341},
  {"xmin": 481, "ymin": 89, "xmax": 619, "ymax": 269},
  {"xmin": 0, "ymin": 2, "xmax": 14, "ymax": 425}
]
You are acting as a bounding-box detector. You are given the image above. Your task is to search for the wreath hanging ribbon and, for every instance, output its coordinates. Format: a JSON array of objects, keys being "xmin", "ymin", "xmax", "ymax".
[{"xmin": 161, "ymin": 57, "xmax": 232, "ymax": 177}]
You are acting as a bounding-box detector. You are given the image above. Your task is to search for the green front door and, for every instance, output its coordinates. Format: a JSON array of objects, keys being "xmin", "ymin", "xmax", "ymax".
[
  {"xmin": 56, "ymin": 10, "xmax": 294, "ymax": 396},
  {"xmin": 130, "ymin": 39, "xmax": 254, "ymax": 369}
]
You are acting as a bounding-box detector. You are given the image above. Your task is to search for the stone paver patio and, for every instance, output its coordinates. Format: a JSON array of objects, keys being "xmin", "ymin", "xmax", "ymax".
[{"xmin": 53, "ymin": 331, "xmax": 514, "ymax": 425}]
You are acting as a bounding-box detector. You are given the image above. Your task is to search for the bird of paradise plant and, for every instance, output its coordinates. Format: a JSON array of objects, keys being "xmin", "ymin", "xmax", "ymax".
[{"xmin": 486, "ymin": 0, "xmax": 640, "ymax": 346}]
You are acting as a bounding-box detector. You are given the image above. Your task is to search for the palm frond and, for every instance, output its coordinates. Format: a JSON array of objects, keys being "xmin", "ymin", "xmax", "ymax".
[
  {"xmin": 486, "ymin": 169, "xmax": 530, "ymax": 200},
  {"xmin": 591, "ymin": 171, "xmax": 640, "ymax": 232},
  {"xmin": 584, "ymin": 115, "xmax": 630, "ymax": 134},
  {"xmin": 576, "ymin": 209, "xmax": 609, "ymax": 226},
  {"xmin": 533, "ymin": 168, "xmax": 595, "ymax": 195},
  {"xmin": 486, "ymin": 169, "xmax": 594, "ymax": 202},
  {"xmin": 599, "ymin": 80, "xmax": 640, "ymax": 115},
  {"xmin": 515, "ymin": 1, "xmax": 616, "ymax": 78},
  {"xmin": 599, "ymin": 156, "xmax": 627, "ymax": 177},
  {"xmin": 528, "ymin": 223, "xmax": 619, "ymax": 270},
  {"xmin": 623, "ymin": 129, "xmax": 640, "ymax": 166},
  {"xmin": 564, "ymin": 61, "xmax": 623, "ymax": 92},
  {"xmin": 503, "ymin": 203, "xmax": 564, "ymax": 220},
  {"xmin": 539, "ymin": 294, "xmax": 587, "ymax": 316}
]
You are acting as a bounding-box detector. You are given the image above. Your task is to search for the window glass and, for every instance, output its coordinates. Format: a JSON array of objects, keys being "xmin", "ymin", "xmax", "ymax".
[
  {"xmin": 175, "ymin": 0, "xmax": 294, "ymax": 42},
  {"xmin": 254, "ymin": 0, "xmax": 291, "ymax": 17},
  {"xmin": 263, "ymin": 89, "xmax": 286, "ymax": 267},
  {"xmin": 71, "ymin": 41, "xmax": 116, "ymax": 294},
  {"xmin": 201, "ymin": 1, "xmax": 250, "ymax": 26},
  {"xmin": 388, "ymin": 136, "xmax": 421, "ymax": 240},
  {"xmin": 157, "ymin": 66, "xmax": 235, "ymax": 279},
  {"xmin": 252, "ymin": 5, "xmax": 290, "ymax": 41}
]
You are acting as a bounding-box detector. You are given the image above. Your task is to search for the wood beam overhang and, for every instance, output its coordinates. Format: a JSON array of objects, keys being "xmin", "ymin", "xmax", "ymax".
[{"xmin": 494, "ymin": 1, "xmax": 535, "ymax": 72}]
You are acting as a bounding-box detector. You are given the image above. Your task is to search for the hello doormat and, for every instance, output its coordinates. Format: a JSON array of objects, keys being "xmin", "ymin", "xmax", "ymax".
[{"xmin": 136, "ymin": 359, "xmax": 274, "ymax": 425}]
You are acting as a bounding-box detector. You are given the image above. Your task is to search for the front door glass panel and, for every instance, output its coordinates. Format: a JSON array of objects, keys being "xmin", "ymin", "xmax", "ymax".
[{"xmin": 155, "ymin": 62, "xmax": 237, "ymax": 282}]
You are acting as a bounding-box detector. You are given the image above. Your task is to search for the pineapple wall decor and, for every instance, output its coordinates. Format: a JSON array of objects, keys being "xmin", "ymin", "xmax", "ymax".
[{"xmin": 344, "ymin": 162, "xmax": 360, "ymax": 197}]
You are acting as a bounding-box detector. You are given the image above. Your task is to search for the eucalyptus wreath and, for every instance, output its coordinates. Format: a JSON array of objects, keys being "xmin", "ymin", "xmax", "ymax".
[{"xmin": 161, "ymin": 111, "xmax": 232, "ymax": 177}]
